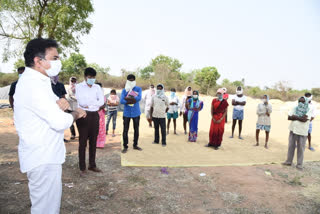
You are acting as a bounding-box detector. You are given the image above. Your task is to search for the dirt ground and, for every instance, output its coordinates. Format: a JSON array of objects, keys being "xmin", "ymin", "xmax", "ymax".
[{"xmin": 1, "ymin": 107, "xmax": 320, "ymax": 214}]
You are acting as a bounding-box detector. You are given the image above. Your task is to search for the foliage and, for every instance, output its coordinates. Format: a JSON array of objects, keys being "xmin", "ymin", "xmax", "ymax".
[
  {"xmin": 59, "ymin": 53, "xmax": 87, "ymax": 82},
  {"xmin": 88, "ymin": 63, "xmax": 110, "ymax": 74},
  {"xmin": 194, "ymin": 66, "xmax": 220, "ymax": 95},
  {"xmin": 140, "ymin": 66, "xmax": 153, "ymax": 80},
  {"xmin": 0, "ymin": 0, "xmax": 94, "ymax": 62},
  {"xmin": 0, "ymin": 72, "xmax": 18, "ymax": 87},
  {"xmin": 151, "ymin": 55, "xmax": 182, "ymax": 73},
  {"xmin": 180, "ymin": 70, "xmax": 197, "ymax": 84},
  {"xmin": 13, "ymin": 59, "xmax": 25, "ymax": 71}
]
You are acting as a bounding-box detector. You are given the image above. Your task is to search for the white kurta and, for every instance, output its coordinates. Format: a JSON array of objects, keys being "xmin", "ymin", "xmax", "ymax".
[{"xmin": 14, "ymin": 67, "xmax": 74, "ymax": 214}]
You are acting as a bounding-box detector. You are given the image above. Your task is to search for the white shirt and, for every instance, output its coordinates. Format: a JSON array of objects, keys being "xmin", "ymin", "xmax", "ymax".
[
  {"xmin": 256, "ymin": 103, "xmax": 272, "ymax": 126},
  {"xmin": 180, "ymin": 95, "xmax": 189, "ymax": 112},
  {"xmin": 168, "ymin": 95, "xmax": 180, "ymax": 113},
  {"xmin": 288, "ymin": 107, "xmax": 311, "ymax": 136},
  {"xmin": 232, "ymin": 95, "xmax": 247, "ymax": 110},
  {"xmin": 144, "ymin": 90, "xmax": 155, "ymax": 110},
  {"xmin": 14, "ymin": 67, "xmax": 73, "ymax": 173},
  {"xmin": 309, "ymin": 102, "xmax": 317, "ymax": 118},
  {"xmin": 76, "ymin": 81, "xmax": 105, "ymax": 112},
  {"xmin": 151, "ymin": 95, "xmax": 169, "ymax": 118}
]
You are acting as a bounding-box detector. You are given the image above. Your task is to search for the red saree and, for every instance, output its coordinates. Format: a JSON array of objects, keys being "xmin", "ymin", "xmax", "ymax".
[{"xmin": 209, "ymin": 99, "xmax": 229, "ymax": 147}]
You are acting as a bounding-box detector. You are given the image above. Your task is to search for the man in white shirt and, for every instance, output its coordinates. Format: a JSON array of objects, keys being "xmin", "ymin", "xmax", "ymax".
[
  {"xmin": 150, "ymin": 84, "xmax": 169, "ymax": 146},
  {"xmin": 144, "ymin": 84, "xmax": 155, "ymax": 127},
  {"xmin": 167, "ymin": 88, "xmax": 180, "ymax": 135},
  {"xmin": 230, "ymin": 86, "xmax": 247, "ymax": 139},
  {"xmin": 76, "ymin": 67, "xmax": 105, "ymax": 177},
  {"xmin": 283, "ymin": 96, "xmax": 311, "ymax": 170},
  {"xmin": 305, "ymin": 92, "xmax": 317, "ymax": 151},
  {"xmin": 14, "ymin": 38, "xmax": 86, "ymax": 214}
]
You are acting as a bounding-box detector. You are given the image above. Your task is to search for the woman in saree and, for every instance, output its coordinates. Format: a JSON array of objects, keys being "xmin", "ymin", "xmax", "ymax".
[
  {"xmin": 186, "ymin": 90, "xmax": 204, "ymax": 142},
  {"xmin": 96, "ymin": 83, "xmax": 107, "ymax": 148},
  {"xmin": 208, "ymin": 88, "xmax": 229, "ymax": 149}
]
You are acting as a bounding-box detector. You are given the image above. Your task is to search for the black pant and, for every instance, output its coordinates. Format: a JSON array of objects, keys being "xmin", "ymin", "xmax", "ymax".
[
  {"xmin": 76, "ymin": 111, "xmax": 99, "ymax": 171},
  {"xmin": 153, "ymin": 117, "xmax": 166, "ymax": 145},
  {"xmin": 123, "ymin": 116, "xmax": 140, "ymax": 149},
  {"xmin": 70, "ymin": 124, "xmax": 76, "ymax": 136}
]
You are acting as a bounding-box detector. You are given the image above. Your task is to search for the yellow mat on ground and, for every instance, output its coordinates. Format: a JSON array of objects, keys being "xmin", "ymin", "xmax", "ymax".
[{"xmin": 120, "ymin": 96, "xmax": 320, "ymax": 167}]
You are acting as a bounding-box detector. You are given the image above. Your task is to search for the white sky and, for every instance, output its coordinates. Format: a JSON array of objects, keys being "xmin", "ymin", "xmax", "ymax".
[{"xmin": 1, "ymin": 0, "xmax": 320, "ymax": 90}]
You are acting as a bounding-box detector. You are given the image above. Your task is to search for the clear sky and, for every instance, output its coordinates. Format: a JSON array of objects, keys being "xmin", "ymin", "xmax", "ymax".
[{"xmin": 1, "ymin": 0, "xmax": 320, "ymax": 90}]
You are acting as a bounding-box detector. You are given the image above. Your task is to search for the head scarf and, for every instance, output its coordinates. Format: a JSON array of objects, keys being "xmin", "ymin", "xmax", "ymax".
[
  {"xmin": 184, "ymin": 86, "xmax": 192, "ymax": 97},
  {"xmin": 295, "ymin": 96, "xmax": 309, "ymax": 117},
  {"xmin": 156, "ymin": 84, "xmax": 165, "ymax": 98},
  {"xmin": 263, "ymin": 94, "xmax": 269, "ymax": 103},
  {"xmin": 217, "ymin": 88, "xmax": 224, "ymax": 94},
  {"xmin": 69, "ymin": 76, "xmax": 77, "ymax": 93}
]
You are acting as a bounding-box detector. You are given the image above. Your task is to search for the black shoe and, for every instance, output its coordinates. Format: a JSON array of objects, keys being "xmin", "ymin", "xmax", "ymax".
[
  {"xmin": 64, "ymin": 139, "xmax": 69, "ymax": 143},
  {"xmin": 133, "ymin": 146, "xmax": 143, "ymax": 151},
  {"xmin": 70, "ymin": 135, "xmax": 75, "ymax": 140},
  {"xmin": 162, "ymin": 144, "xmax": 167, "ymax": 147},
  {"xmin": 152, "ymin": 141, "xmax": 159, "ymax": 144},
  {"xmin": 122, "ymin": 148, "xmax": 128, "ymax": 153}
]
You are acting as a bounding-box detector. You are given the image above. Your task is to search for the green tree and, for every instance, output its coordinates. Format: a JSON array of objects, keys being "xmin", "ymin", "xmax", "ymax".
[
  {"xmin": 180, "ymin": 70, "xmax": 197, "ymax": 84},
  {"xmin": 221, "ymin": 78, "xmax": 231, "ymax": 85},
  {"xmin": 140, "ymin": 65, "xmax": 153, "ymax": 80},
  {"xmin": 194, "ymin": 66, "xmax": 220, "ymax": 95},
  {"xmin": 0, "ymin": 0, "xmax": 94, "ymax": 62},
  {"xmin": 60, "ymin": 53, "xmax": 87, "ymax": 82},
  {"xmin": 88, "ymin": 63, "xmax": 110, "ymax": 75},
  {"xmin": 151, "ymin": 55, "xmax": 182, "ymax": 73},
  {"xmin": 232, "ymin": 80, "xmax": 244, "ymax": 87},
  {"xmin": 13, "ymin": 59, "xmax": 25, "ymax": 71}
]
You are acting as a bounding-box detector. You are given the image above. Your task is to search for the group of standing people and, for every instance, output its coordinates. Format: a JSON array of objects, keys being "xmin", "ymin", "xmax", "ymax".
[
  {"xmin": 8, "ymin": 37, "xmax": 317, "ymax": 214},
  {"xmin": 143, "ymin": 84, "xmax": 205, "ymax": 147}
]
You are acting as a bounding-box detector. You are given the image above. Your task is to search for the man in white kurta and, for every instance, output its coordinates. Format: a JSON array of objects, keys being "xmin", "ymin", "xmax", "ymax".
[{"xmin": 14, "ymin": 38, "xmax": 85, "ymax": 214}]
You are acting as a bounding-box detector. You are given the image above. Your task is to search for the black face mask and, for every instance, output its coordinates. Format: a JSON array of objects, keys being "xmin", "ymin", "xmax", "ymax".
[{"xmin": 187, "ymin": 96, "xmax": 192, "ymax": 99}]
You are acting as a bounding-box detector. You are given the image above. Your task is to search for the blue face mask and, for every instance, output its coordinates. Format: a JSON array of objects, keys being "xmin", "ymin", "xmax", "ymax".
[
  {"xmin": 87, "ymin": 78, "xmax": 96, "ymax": 85},
  {"xmin": 18, "ymin": 74, "xmax": 22, "ymax": 78},
  {"xmin": 171, "ymin": 92, "xmax": 175, "ymax": 97},
  {"xmin": 218, "ymin": 94, "xmax": 223, "ymax": 101}
]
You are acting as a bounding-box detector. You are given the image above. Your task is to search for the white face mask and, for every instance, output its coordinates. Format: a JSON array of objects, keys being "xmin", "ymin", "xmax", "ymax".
[
  {"xmin": 44, "ymin": 60, "xmax": 62, "ymax": 77},
  {"xmin": 193, "ymin": 95, "xmax": 198, "ymax": 99},
  {"xmin": 262, "ymin": 99, "xmax": 267, "ymax": 103},
  {"xmin": 125, "ymin": 80, "xmax": 136, "ymax": 91},
  {"xmin": 236, "ymin": 90, "xmax": 243, "ymax": 95}
]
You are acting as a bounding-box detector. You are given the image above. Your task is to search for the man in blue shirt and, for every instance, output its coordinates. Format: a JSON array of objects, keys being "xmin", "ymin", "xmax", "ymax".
[{"xmin": 120, "ymin": 74, "xmax": 143, "ymax": 153}]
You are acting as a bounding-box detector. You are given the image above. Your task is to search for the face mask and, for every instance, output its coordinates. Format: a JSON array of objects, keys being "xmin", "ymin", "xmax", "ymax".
[
  {"xmin": 262, "ymin": 99, "xmax": 267, "ymax": 103},
  {"xmin": 171, "ymin": 92, "xmax": 175, "ymax": 97},
  {"xmin": 44, "ymin": 60, "xmax": 62, "ymax": 77},
  {"xmin": 125, "ymin": 80, "xmax": 136, "ymax": 91},
  {"xmin": 18, "ymin": 74, "xmax": 22, "ymax": 78},
  {"xmin": 218, "ymin": 94, "xmax": 223, "ymax": 101},
  {"xmin": 236, "ymin": 90, "xmax": 243, "ymax": 95},
  {"xmin": 157, "ymin": 90, "xmax": 162, "ymax": 95},
  {"xmin": 193, "ymin": 95, "xmax": 198, "ymax": 99},
  {"xmin": 87, "ymin": 78, "xmax": 96, "ymax": 85}
]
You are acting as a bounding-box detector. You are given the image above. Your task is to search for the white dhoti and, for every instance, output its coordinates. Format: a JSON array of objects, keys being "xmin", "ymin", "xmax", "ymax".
[{"xmin": 27, "ymin": 164, "xmax": 62, "ymax": 214}]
